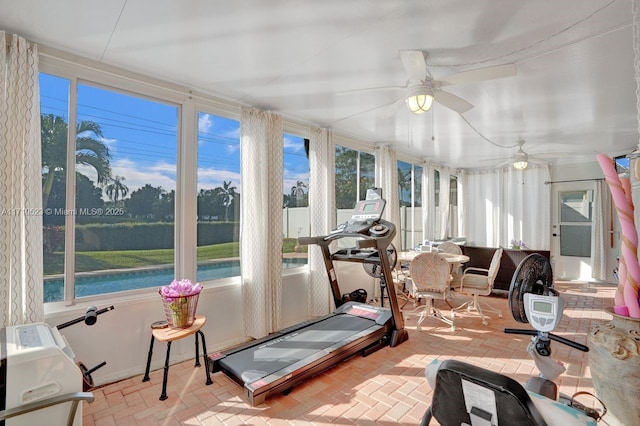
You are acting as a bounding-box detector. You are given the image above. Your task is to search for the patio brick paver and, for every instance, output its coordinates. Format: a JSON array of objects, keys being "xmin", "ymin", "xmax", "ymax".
[{"xmin": 84, "ymin": 280, "xmax": 616, "ymax": 425}]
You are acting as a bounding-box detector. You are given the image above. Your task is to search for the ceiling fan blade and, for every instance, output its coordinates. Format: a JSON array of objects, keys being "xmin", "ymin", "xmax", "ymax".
[
  {"xmin": 480, "ymin": 156, "xmax": 511, "ymax": 163},
  {"xmin": 400, "ymin": 50, "xmax": 428, "ymax": 81},
  {"xmin": 336, "ymin": 86, "xmax": 405, "ymax": 96},
  {"xmin": 331, "ymin": 97, "xmax": 403, "ymax": 123},
  {"xmin": 433, "ymin": 90, "xmax": 474, "ymax": 113},
  {"xmin": 440, "ymin": 63, "xmax": 517, "ymax": 86},
  {"xmin": 377, "ymin": 98, "xmax": 405, "ymax": 119}
]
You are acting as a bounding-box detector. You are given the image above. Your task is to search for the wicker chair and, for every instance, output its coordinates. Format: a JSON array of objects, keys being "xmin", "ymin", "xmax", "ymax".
[
  {"xmin": 437, "ymin": 241, "xmax": 463, "ymax": 277},
  {"xmin": 450, "ymin": 248, "xmax": 503, "ymax": 325},
  {"xmin": 404, "ymin": 253, "xmax": 455, "ymax": 331}
]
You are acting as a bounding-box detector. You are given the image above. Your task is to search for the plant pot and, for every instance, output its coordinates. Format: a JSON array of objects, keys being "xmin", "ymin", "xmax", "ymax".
[
  {"xmin": 588, "ymin": 307, "xmax": 640, "ymax": 426},
  {"xmin": 161, "ymin": 293, "xmax": 199, "ymax": 328}
]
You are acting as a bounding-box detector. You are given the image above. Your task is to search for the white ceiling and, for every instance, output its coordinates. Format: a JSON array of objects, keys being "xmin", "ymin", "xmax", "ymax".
[{"xmin": 1, "ymin": 0, "xmax": 637, "ymax": 168}]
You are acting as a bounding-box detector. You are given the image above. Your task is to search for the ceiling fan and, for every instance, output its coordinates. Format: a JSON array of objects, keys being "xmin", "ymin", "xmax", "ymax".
[
  {"xmin": 338, "ymin": 50, "xmax": 517, "ymax": 117},
  {"xmin": 491, "ymin": 139, "xmax": 550, "ymax": 169}
]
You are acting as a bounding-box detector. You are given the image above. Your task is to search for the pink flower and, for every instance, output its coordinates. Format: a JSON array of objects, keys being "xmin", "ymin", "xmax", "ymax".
[{"xmin": 159, "ymin": 279, "xmax": 202, "ymax": 301}]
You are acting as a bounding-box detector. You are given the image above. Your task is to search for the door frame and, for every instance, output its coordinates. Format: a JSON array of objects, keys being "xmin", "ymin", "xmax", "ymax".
[{"xmin": 551, "ymin": 181, "xmax": 596, "ymax": 280}]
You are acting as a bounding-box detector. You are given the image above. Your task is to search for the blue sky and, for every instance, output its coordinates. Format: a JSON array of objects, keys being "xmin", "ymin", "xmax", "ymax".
[{"xmin": 40, "ymin": 73, "xmax": 309, "ymax": 198}]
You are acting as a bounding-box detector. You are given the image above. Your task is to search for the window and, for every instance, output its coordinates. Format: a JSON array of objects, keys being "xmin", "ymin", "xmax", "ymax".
[
  {"xmin": 41, "ymin": 73, "xmax": 69, "ymax": 301},
  {"xmin": 42, "ymin": 74, "xmax": 179, "ymax": 302},
  {"xmin": 282, "ymin": 134, "xmax": 309, "ymax": 267},
  {"xmin": 196, "ymin": 112, "xmax": 241, "ymax": 282},
  {"xmin": 433, "ymin": 169, "xmax": 441, "ymax": 238},
  {"xmin": 398, "ymin": 160, "xmax": 423, "ymax": 250},
  {"xmin": 449, "ymin": 176, "xmax": 458, "ymax": 238},
  {"xmin": 335, "ymin": 146, "xmax": 374, "ymax": 222},
  {"xmin": 615, "ymin": 155, "xmax": 629, "ymax": 177},
  {"xmin": 559, "ymin": 190, "xmax": 592, "ymax": 257}
]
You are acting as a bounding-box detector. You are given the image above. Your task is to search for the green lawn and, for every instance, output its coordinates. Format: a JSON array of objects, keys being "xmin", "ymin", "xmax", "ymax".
[{"xmin": 44, "ymin": 239, "xmax": 305, "ymax": 275}]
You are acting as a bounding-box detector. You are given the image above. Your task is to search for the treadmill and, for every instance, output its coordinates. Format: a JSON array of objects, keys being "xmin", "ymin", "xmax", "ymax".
[{"xmin": 209, "ymin": 189, "xmax": 408, "ymax": 406}]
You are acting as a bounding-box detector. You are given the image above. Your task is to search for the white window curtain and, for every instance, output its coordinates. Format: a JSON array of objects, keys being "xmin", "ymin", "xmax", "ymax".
[
  {"xmin": 375, "ymin": 145, "xmax": 401, "ymax": 251},
  {"xmin": 308, "ymin": 127, "xmax": 335, "ymax": 316},
  {"xmin": 465, "ymin": 165, "xmax": 551, "ymax": 249},
  {"xmin": 457, "ymin": 169, "xmax": 467, "ymax": 239},
  {"xmin": 591, "ymin": 180, "xmax": 611, "ymax": 281},
  {"xmin": 240, "ymin": 108, "xmax": 283, "ymax": 338},
  {"xmin": 0, "ymin": 32, "xmax": 43, "ymax": 327},
  {"xmin": 422, "ymin": 163, "xmax": 437, "ymax": 241},
  {"xmin": 438, "ymin": 167, "xmax": 451, "ymax": 239}
]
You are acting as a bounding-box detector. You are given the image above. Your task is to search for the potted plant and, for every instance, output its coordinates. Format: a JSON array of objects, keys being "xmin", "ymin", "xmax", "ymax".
[{"xmin": 159, "ymin": 279, "xmax": 202, "ymax": 328}]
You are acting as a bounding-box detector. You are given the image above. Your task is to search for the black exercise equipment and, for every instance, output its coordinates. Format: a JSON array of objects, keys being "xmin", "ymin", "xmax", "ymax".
[
  {"xmin": 57, "ymin": 305, "xmax": 114, "ymax": 391},
  {"xmin": 421, "ymin": 254, "xmax": 605, "ymax": 425},
  {"xmin": 420, "ymin": 359, "xmax": 547, "ymax": 426},
  {"xmin": 209, "ymin": 188, "xmax": 408, "ymax": 406},
  {"xmin": 362, "ymin": 243, "xmax": 397, "ymax": 307},
  {"xmin": 341, "ymin": 288, "xmax": 368, "ymax": 304},
  {"xmin": 504, "ymin": 254, "xmax": 605, "ymax": 421}
]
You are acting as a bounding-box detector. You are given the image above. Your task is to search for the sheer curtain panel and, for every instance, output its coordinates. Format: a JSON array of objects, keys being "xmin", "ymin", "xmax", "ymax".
[
  {"xmin": 375, "ymin": 145, "xmax": 401, "ymax": 251},
  {"xmin": 422, "ymin": 163, "xmax": 437, "ymax": 241},
  {"xmin": 308, "ymin": 128, "xmax": 336, "ymax": 316},
  {"xmin": 457, "ymin": 169, "xmax": 467, "ymax": 239},
  {"xmin": 0, "ymin": 32, "xmax": 43, "ymax": 326},
  {"xmin": 438, "ymin": 168, "xmax": 451, "ymax": 239},
  {"xmin": 464, "ymin": 165, "xmax": 551, "ymax": 249},
  {"xmin": 240, "ymin": 108, "xmax": 283, "ymax": 338}
]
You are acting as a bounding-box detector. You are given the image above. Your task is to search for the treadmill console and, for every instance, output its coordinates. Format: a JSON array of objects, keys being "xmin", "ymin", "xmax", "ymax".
[
  {"xmin": 351, "ymin": 199, "xmax": 385, "ymax": 222},
  {"xmin": 331, "ymin": 198, "xmax": 387, "ymax": 235}
]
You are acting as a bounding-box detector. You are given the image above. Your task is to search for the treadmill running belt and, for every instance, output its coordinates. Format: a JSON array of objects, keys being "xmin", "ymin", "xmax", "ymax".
[{"xmin": 220, "ymin": 314, "xmax": 375, "ymax": 384}]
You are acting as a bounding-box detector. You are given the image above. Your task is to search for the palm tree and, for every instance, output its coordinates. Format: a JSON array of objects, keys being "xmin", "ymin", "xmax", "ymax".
[
  {"xmin": 41, "ymin": 114, "xmax": 112, "ymax": 208},
  {"xmin": 397, "ymin": 168, "xmax": 412, "ymax": 206},
  {"xmin": 214, "ymin": 180, "xmax": 238, "ymax": 221},
  {"xmin": 290, "ymin": 180, "xmax": 308, "ymax": 207},
  {"xmin": 105, "ymin": 175, "xmax": 129, "ymax": 204}
]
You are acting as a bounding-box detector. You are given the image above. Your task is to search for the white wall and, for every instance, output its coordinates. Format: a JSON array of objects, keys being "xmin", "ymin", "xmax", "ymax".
[
  {"xmin": 549, "ymin": 161, "xmax": 604, "ymax": 182},
  {"xmin": 45, "ymin": 271, "xmax": 307, "ymax": 387}
]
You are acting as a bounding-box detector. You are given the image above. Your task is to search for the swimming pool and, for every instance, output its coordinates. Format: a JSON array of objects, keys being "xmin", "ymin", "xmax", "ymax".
[{"xmin": 43, "ymin": 258, "xmax": 307, "ymax": 302}]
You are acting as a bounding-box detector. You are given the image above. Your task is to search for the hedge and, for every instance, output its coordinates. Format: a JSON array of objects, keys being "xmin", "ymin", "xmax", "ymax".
[{"xmin": 75, "ymin": 221, "xmax": 239, "ymax": 251}]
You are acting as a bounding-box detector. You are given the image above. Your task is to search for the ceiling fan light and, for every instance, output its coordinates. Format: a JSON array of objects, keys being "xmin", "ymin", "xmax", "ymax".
[
  {"xmin": 513, "ymin": 160, "xmax": 528, "ymax": 169},
  {"xmin": 512, "ymin": 148, "xmax": 528, "ymax": 169},
  {"xmin": 406, "ymin": 93, "xmax": 434, "ymax": 114}
]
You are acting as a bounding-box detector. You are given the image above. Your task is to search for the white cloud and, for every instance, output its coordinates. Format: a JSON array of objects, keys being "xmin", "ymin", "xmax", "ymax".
[
  {"xmin": 198, "ymin": 114, "xmax": 213, "ymax": 133},
  {"xmin": 110, "ymin": 158, "xmax": 177, "ymax": 193},
  {"xmin": 197, "ymin": 167, "xmax": 240, "ymax": 191},
  {"xmin": 282, "ymin": 170, "xmax": 309, "ymax": 194},
  {"xmin": 283, "ymin": 135, "xmax": 303, "ymax": 151}
]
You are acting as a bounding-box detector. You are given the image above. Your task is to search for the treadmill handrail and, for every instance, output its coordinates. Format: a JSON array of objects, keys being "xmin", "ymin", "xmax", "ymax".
[
  {"xmin": 299, "ymin": 233, "xmax": 381, "ymax": 246},
  {"xmin": 297, "ymin": 218, "xmax": 407, "ymax": 338}
]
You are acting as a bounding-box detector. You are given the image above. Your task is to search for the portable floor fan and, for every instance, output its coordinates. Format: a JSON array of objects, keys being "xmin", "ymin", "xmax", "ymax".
[
  {"xmin": 363, "ymin": 244, "xmax": 398, "ymax": 307},
  {"xmin": 508, "ymin": 253, "xmax": 554, "ymax": 323}
]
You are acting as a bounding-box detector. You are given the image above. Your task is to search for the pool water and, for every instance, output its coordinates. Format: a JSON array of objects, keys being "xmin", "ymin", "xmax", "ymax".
[{"xmin": 44, "ymin": 258, "xmax": 307, "ymax": 302}]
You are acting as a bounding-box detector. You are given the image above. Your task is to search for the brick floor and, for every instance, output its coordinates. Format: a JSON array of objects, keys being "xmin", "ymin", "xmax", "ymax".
[{"xmin": 83, "ymin": 280, "xmax": 616, "ymax": 425}]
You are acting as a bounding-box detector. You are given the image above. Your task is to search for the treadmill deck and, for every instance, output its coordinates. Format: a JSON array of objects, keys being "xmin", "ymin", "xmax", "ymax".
[{"xmin": 211, "ymin": 302, "xmax": 393, "ymax": 405}]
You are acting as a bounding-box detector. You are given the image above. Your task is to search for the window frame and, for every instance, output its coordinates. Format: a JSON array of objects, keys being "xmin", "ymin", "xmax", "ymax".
[{"xmin": 40, "ymin": 54, "xmax": 244, "ymax": 309}]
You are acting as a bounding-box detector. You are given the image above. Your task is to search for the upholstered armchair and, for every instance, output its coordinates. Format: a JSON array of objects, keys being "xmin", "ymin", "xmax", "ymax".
[{"xmin": 450, "ymin": 248, "xmax": 503, "ymax": 325}]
